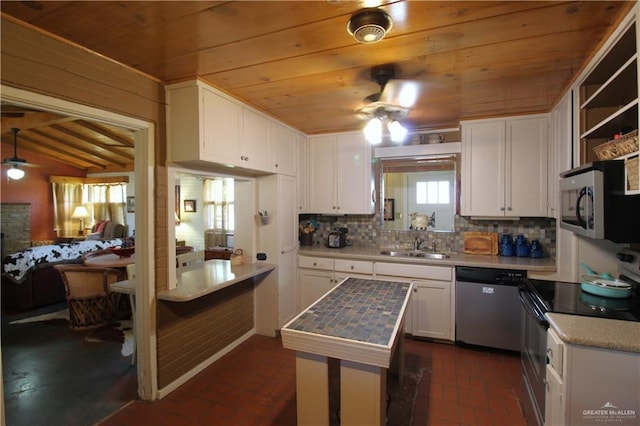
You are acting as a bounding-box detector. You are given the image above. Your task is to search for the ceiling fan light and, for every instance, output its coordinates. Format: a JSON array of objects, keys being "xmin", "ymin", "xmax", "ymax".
[
  {"xmin": 364, "ymin": 117, "xmax": 383, "ymax": 144},
  {"xmin": 388, "ymin": 120, "xmax": 407, "ymax": 143},
  {"xmin": 347, "ymin": 8, "xmax": 392, "ymax": 44},
  {"xmin": 7, "ymin": 165, "xmax": 25, "ymax": 180}
]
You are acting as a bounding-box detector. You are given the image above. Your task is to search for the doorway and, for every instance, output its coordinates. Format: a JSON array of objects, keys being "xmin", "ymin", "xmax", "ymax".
[{"xmin": 0, "ymin": 85, "xmax": 157, "ymax": 423}]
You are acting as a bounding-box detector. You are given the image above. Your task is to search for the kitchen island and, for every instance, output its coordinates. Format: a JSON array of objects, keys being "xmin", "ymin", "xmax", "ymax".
[{"xmin": 281, "ymin": 277, "xmax": 412, "ymax": 426}]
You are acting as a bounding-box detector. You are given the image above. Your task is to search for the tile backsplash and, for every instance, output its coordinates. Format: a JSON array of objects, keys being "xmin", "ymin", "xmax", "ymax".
[{"xmin": 299, "ymin": 214, "xmax": 556, "ymax": 258}]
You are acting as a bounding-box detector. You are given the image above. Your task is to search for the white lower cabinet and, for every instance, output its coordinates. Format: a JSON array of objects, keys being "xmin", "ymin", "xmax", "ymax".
[
  {"xmin": 545, "ymin": 327, "xmax": 640, "ymax": 425},
  {"xmin": 297, "ymin": 256, "xmax": 373, "ymax": 311},
  {"xmin": 375, "ymin": 262, "xmax": 454, "ymax": 341},
  {"xmin": 411, "ymin": 280, "xmax": 451, "ymax": 340},
  {"xmin": 298, "ymin": 268, "xmax": 336, "ymax": 311}
]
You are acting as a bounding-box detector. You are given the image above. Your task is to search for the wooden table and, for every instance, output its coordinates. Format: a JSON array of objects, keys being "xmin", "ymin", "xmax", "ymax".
[
  {"xmin": 83, "ymin": 252, "xmax": 136, "ymax": 268},
  {"xmin": 281, "ymin": 277, "xmax": 412, "ymax": 426}
]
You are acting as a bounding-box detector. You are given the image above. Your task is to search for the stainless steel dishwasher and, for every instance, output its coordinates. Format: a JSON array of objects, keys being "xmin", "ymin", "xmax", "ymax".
[{"xmin": 455, "ymin": 266, "xmax": 526, "ymax": 352}]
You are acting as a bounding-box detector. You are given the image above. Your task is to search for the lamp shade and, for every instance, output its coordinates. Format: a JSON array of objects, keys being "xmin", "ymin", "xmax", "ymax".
[
  {"xmin": 71, "ymin": 206, "xmax": 90, "ymax": 219},
  {"xmin": 7, "ymin": 166, "xmax": 25, "ymax": 180},
  {"xmin": 363, "ymin": 117, "xmax": 383, "ymax": 144}
]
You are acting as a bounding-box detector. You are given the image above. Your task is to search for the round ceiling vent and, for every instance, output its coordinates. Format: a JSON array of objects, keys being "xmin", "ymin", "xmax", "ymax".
[{"xmin": 347, "ymin": 8, "xmax": 393, "ymax": 44}]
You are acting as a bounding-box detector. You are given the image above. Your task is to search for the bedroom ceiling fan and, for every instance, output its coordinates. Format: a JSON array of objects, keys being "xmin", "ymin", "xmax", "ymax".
[
  {"xmin": 356, "ymin": 64, "xmax": 422, "ymax": 144},
  {"xmin": 3, "ymin": 127, "xmax": 30, "ymax": 180}
]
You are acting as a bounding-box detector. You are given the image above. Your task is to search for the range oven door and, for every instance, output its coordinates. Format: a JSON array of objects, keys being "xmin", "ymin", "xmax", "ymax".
[{"xmin": 519, "ymin": 286, "xmax": 548, "ymax": 426}]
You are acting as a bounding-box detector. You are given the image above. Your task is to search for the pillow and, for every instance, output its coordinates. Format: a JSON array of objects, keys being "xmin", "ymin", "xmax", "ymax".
[
  {"xmin": 95, "ymin": 220, "xmax": 109, "ymax": 236},
  {"xmin": 85, "ymin": 232, "xmax": 102, "ymax": 241}
]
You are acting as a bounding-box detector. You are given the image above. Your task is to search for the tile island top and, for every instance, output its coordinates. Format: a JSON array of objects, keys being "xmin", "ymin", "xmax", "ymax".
[{"xmin": 281, "ymin": 277, "xmax": 412, "ymax": 368}]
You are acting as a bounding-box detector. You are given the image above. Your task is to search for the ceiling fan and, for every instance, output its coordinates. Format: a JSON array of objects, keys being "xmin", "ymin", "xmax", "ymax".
[
  {"xmin": 2, "ymin": 127, "xmax": 31, "ymax": 179},
  {"xmin": 356, "ymin": 64, "xmax": 422, "ymax": 144}
]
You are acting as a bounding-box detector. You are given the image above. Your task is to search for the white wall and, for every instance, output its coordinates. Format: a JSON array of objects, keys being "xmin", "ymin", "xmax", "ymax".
[{"xmin": 175, "ymin": 174, "xmax": 205, "ymax": 249}]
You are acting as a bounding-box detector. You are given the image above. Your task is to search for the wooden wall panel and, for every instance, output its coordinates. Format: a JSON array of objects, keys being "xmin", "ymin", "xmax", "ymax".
[
  {"xmin": 156, "ymin": 281, "xmax": 254, "ymax": 389},
  {"xmin": 1, "ymin": 16, "xmax": 164, "ymax": 123}
]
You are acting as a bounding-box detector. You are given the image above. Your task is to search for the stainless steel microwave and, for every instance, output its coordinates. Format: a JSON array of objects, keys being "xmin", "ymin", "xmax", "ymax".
[{"xmin": 559, "ymin": 160, "xmax": 640, "ymax": 242}]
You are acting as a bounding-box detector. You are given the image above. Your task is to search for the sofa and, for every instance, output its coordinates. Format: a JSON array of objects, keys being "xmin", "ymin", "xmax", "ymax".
[
  {"xmin": 85, "ymin": 220, "xmax": 127, "ymax": 240},
  {"xmin": 1, "ymin": 238, "xmax": 124, "ymax": 311}
]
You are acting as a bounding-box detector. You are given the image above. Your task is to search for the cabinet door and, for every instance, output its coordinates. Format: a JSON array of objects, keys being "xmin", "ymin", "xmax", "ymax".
[
  {"xmin": 297, "ymin": 133, "xmax": 309, "ymax": 213},
  {"xmin": 336, "ymin": 133, "xmax": 373, "ymax": 214},
  {"xmin": 507, "ymin": 116, "xmax": 548, "ymax": 216},
  {"xmin": 545, "ymin": 365, "xmax": 565, "ymax": 426},
  {"xmin": 298, "ymin": 269, "xmax": 334, "ymax": 311},
  {"xmin": 279, "ymin": 175, "xmax": 298, "ymax": 324},
  {"xmin": 269, "ymin": 122, "xmax": 297, "ymax": 176},
  {"xmin": 461, "ymin": 120, "xmax": 506, "ymax": 216},
  {"xmin": 203, "ymin": 88, "xmax": 241, "ymax": 164},
  {"xmin": 308, "ymin": 135, "xmax": 337, "ymax": 214},
  {"xmin": 241, "ymin": 108, "xmax": 269, "ymax": 171},
  {"xmin": 412, "ymin": 279, "xmax": 451, "ymax": 340}
]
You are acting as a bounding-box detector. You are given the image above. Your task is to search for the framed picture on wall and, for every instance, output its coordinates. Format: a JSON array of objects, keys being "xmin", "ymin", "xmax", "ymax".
[
  {"xmin": 384, "ymin": 198, "xmax": 395, "ymax": 221},
  {"xmin": 127, "ymin": 196, "xmax": 135, "ymax": 213},
  {"xmin": 184, "ymin": 199, "xmax": 196, "ymax": 213}
]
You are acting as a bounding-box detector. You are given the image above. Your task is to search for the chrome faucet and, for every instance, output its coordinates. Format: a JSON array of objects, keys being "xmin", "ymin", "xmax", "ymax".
[{"xmin": 414, "ymin": 237, "xmax": 427, "ymax": 251}]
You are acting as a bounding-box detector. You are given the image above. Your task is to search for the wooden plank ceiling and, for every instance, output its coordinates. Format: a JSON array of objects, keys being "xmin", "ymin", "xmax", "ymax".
[{"xmin": 0, "ymin": 1, "xmax": 634, "ymax": 171}]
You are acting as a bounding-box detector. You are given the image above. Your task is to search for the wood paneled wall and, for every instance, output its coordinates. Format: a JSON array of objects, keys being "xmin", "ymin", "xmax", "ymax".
[{"xmin": 156, "ymin": 280, "xmax": 254, "ymax": 389}]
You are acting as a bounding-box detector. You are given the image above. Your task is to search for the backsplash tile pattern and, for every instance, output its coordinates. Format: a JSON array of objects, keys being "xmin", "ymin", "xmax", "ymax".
[{"xmin": 299, "ymin": 214, "xmax": 556, "ymax": 258}]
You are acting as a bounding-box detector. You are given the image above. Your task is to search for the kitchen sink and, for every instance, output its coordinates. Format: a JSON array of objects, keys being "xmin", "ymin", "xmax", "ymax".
[
  {"xmin": 421, "ymin": 252, "xmax": 450, "ymax": 259},
  {"xmin": 379, "ymin": 250, "xmax": 450, "ymax": 259}
]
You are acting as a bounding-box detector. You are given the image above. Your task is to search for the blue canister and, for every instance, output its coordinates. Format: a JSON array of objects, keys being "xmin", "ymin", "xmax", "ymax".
[
  {"xmin": 515, "ymin": 234, "xmax": 530, "ymax": 257},
  {"xmin": 499, "ymin": 234, "xmax": 514, "ymax": 257},
  {"xmin": 530, "ymin": 239, "xmax": 544, "ymax": 258}
]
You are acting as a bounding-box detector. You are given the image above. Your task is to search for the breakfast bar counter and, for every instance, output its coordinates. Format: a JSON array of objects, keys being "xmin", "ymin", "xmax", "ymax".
[
  {"xmin": 281, "ymin": 277, "xmax": 412, "ymax": 425},
  {"xmin": 158, "ymin": 260, "xmax": 276, "ymax": 302}
]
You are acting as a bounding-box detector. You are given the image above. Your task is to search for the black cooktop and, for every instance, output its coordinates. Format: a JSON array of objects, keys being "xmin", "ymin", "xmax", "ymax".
[{"xmin": 524, "ymin": 278, "xmax": 640, "ymax": 322}]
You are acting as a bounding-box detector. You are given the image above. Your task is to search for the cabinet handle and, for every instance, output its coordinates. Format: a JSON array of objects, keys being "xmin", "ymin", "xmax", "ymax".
[
  {"xmin": 500, "ymin": 207, "xmax": 505, "ymax": 211},
  {"xmin": 414, "ymin": 288, "xmax": 417, "ymax": 293},
  {"xmin": 333, "ymin": 206, "xmax": 337, "ymax": 210},
  {"xmin": 350, "ymin": 265, "xmax": 354, "ymax": 270},
  {"xmin": 281, "ymin": 250, "xmax": 284, "ymax": 254},
  {"xmin": 313, "ymin": 262, "xmax": 317, "ymax": 266},
  {"xmin": 507, "ymin": 207, "xmax": 512, "ymax": 211},
  {"xmin": 245, "ymin": 156, "xmax": 249, "ymax": 161},
  {"xmin": 275, "ymin": 163, "xmax": 279, "ymax": 168}
]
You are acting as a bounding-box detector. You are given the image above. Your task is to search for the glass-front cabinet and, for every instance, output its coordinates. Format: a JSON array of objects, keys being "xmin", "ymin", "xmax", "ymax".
[{"xmin": 578, "ymin": 16, "xmax": 639, "ymax": 194}]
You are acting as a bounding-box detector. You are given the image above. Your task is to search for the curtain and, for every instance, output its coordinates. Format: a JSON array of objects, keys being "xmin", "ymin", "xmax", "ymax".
[
  {"xmin": 85, "ymin": 184, "xmax": 126, "ymax": 227},
  {"xmin": 52, "ymin": 182, "xmax": 83, "ymax": 236},
  {"xmin": 203, "ymin": 178, "xmax": 234, "ymax": 246}
]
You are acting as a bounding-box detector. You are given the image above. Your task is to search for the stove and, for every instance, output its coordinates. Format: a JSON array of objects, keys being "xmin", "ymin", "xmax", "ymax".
[
  {"xmin": 518, "ymin": 248, "xmax": 640, "ymax": 426},
  {"xmin": 523, "ymin": 278, "xmax": 640, "ymax": 322},
  {"xmin": 522, "ymin": 248, "xmax": 640, "ymax": 323}
]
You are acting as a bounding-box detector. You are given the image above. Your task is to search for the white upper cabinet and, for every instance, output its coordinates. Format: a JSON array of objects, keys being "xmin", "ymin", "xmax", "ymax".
[
  {"xmin": 268, "ymin": 121, "xmax": 297, "ymax": 176},
  {"xmin": 308, "ymin": 133, "xmax": 373, "ymax": 215},
  {"xmin": 166, "ymin": 80, "xmax": 241, "ymax": 166},
  {"xmin": 297, "ymin": 133, "xmax": 309, "ymax": 213},
  {"xmin": 462, "ymin": 114, "xmax": 548, "ymax": 217},
  {"xmin": 240, "ymin": 107, "xmax": 269, "ymax": 171},
  {"xmin": 167, "ymin": 79, "xmax": 301, "ymax": 175}
]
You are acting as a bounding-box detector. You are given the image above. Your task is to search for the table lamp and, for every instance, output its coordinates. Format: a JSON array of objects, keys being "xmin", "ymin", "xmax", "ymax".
[{"xmin": 71, "ymin": 205, "xmax": 90, "ymax": 235}]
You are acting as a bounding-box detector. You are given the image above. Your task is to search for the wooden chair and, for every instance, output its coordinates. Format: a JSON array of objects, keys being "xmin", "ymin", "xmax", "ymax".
[
  {"xmin": 176, "ymin": 250, "xmax": 205, "ymax": 270},
  {"xmin": 126, "ymin": 263, "xmax": 136, "ymax": 279},
  {"xmin": 54, "ymin": 265, "xmax": 121, "ymax": 330}
]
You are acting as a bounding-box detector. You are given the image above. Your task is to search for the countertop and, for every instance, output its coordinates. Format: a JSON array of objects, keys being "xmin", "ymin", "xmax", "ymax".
[
  {"xmin": 281, "ymin": 277, "xmax": 412, "ymax": 367},
  {"xmin": 154, "ymin": 260, "xmax": 276, "ymax": 302},
  {"xmin": 546, "ymin": 313, "xmax": 640, "ymax": 353},
  {"xmin": 298, "ymin": 245, "xmax": 556, "ymax": 272}
]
